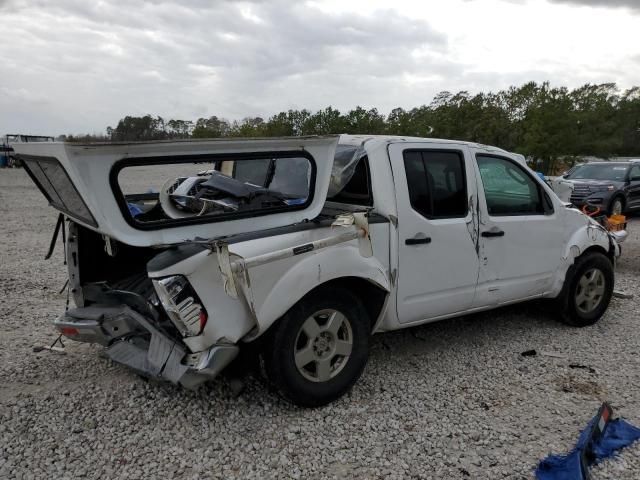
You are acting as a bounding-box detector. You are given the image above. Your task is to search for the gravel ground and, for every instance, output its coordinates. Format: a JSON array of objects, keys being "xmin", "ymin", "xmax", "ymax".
[{"xmin": 1, "ymin": 168, "xmax": 639, "ymax": 479}]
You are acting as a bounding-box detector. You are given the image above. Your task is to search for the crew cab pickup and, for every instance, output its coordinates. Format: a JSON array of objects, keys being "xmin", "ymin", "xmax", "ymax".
[{"xmin": 14, "ymin": 135, "xmax": 622, "ymax": 407}]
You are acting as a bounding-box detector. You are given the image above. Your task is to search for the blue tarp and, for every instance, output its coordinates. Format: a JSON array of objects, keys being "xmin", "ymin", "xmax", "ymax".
[{"xmin": 536, "ymin": 411, "xmax": 640, "ymax": 479}]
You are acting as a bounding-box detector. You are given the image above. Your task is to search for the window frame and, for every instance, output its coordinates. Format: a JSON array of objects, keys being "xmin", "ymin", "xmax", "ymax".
[
  {"xmin": 402, "ymin": 148, "xmax": 469, "ymax": 220},
  {"xmin": 475, "ymin": 153, "xmax": 553, "ymax": 217},
  {"xmin": 109, "ymin": 150, "xmax": 317, "ymax": 231}
]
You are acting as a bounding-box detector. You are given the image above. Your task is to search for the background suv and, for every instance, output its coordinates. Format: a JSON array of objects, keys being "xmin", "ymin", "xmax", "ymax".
[{"xmin": 562, "ymin": 160, "xmax": 640, "ymax": 215}]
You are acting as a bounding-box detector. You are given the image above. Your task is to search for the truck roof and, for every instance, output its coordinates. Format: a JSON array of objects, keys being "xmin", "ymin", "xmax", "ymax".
[{"xmin": 337, "ymin": 134, "xmax": 512, "ymax": 155}]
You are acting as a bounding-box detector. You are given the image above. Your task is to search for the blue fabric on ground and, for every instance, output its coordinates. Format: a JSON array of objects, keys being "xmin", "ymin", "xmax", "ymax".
[
  {"xmin": 536, "ymin": 415, "xmax": 640, "ymax": 480},
  {"xmin": 593, "ymin": 419, "xmax": 640, "ymax": 458}
]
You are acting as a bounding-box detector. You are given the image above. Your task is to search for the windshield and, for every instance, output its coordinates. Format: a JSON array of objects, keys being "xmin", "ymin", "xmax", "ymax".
[{"xmin": 566, "ymin": 164, "xmax": 628, "ymax": 181}]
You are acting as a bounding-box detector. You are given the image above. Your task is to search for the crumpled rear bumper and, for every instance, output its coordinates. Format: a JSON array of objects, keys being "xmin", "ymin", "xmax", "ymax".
[{"xmin": 54, "ymin": 305, "xmax": 238, "ymax": 388}]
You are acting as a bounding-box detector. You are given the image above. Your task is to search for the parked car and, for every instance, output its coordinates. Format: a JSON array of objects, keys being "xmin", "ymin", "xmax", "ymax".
[
  {"xmin": 556, "ymin": 160, "xmax": 640, "ymax": 215},
  {"xmin": 14, "ymin": 135, "xmax": 623, "ymax": 407}
]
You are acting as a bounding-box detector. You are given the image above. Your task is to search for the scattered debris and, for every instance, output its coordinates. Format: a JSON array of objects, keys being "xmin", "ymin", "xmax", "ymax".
[
  {"xmin": 556, "ymin": 375, "xmax": 605, "ymax": 396},
  {"xmin": 540, "ymin": 351, "xmax": 568, "ymax": 360},
  {"xmin": 569, "ymin": 364, "xmax": 597, "ymax": 374},
  {"xmin": 613, "ymin": 290, "xmax": 634, "ymax": 299},
  {"xmin": 33, "ymin": 334, "xmax": 67, "ymax": 355},
  {"xmin": 521, "ymin": 349, "xmax": 537, "ymax": 357},
  {"xmin": 33, "ymin": 345, "xmax": 67, "ymax": 355}
]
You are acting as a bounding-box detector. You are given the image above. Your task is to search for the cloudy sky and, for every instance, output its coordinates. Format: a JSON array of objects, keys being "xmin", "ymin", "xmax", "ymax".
[{"xmin": 1, "ymin": 0, "xmax": 639, "ymax": 136}]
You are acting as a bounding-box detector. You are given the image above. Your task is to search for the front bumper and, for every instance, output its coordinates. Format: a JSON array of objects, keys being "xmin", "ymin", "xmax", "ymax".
[
  {"xmin": 54, "ymin": 305, "xmax": 238, "ymax": 388},
  {"xmin": 569, "ymin": 191, "xmax": 615, "ymax": 211},
  {"xmin": 610, "ymin": 230, "xmax": 628, "ymax": 245}
]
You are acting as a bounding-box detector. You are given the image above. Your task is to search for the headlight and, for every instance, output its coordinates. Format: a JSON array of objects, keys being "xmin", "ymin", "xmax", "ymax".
[
  {"xmin": 589, "ymin": 185, "xmax": 614, "ymax": 192},
  {"xmin": 153, "ymin": 275, "xmax": 207, "ymax": 337}
]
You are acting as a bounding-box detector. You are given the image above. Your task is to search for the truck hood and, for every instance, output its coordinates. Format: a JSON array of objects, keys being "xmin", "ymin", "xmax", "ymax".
[
  {"xmin": 562, "ymin": 178, "xmax": 624, "ymax": 187},
  {"xmin": 14, "ymin": 136, "xmax": 339, "ymax": 247}
]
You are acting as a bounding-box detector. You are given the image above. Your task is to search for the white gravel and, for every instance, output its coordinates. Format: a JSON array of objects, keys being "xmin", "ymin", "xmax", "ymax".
[{"xmin": 1, "ymin": 168, "xmax": 640, "ymax": 479}]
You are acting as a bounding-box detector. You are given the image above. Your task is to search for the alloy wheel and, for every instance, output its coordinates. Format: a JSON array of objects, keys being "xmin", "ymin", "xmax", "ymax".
[
  {"xmin": 294, "ymin": 309, "xmax": 353, "ymax": 382},
  {"xmin": 575, "ymin": 268, "xmax": 606, "ymax": 314}
]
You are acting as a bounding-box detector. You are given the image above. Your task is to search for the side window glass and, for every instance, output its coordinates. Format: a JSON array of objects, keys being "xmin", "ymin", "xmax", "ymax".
[
  {"xmin": 403, "ymin": 150, "xmax": 467, "ymax": 218},
  {"xmin": 476, "ymin": 154, "xmax": 544, "ymax": 216},
  {"xmin": 630, "ymin": 165, "xmax": 640, "ymax": 181}
]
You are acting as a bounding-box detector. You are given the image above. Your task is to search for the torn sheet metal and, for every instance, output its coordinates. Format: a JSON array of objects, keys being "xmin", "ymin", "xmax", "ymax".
[{"xmin": 106, "ymin": 308, "xmax": 189, "ymax": 383}]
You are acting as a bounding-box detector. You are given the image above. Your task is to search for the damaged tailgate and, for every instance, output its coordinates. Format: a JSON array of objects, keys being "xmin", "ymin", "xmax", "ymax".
[{"xmin": 14, "ymin": 136, "xmax": 340, "ymax": 247}]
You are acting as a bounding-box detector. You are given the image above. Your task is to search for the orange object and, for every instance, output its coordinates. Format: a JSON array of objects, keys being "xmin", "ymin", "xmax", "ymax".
[
  {"xmin": 582, "ymin": 204, "xmax": 602, "ymax": 217},
  {"xmin": 606, "ymin": 214, "xmax": 626, "ymax": 232}
]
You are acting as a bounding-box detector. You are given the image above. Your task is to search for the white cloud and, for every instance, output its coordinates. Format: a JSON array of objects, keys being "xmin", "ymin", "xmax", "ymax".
[{"xmin": 0, "ymin": 0, "xmax": 638, "ymax": 135}]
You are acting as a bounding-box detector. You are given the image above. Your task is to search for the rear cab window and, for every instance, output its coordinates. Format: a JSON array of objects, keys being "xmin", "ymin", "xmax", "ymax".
[{"xmin": 326, "ymin": 145, "xmax": 373, "ymax": 206}]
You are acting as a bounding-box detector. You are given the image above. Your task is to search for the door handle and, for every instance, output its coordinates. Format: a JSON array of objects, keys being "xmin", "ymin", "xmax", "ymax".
[
  {"xmin": 405, "ymin": 236, "xmax": 432, "ymax": 245},
  {"xmin": 481, "ymin": 229, "xmax": 505, "ymax": 238}
]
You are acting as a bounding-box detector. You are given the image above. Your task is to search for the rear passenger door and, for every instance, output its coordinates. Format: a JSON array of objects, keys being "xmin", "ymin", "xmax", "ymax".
[{"xmin": 389, "ymin": 143, "xmax": 481, "ymax": 324}]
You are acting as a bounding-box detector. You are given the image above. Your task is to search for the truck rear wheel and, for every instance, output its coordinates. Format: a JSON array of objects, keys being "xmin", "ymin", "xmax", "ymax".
[
  {"xmin": 260, "ymin": 287, "xmax": 370, "ymax": 407},
  {"xmin": 558, "ymin": 251, "xmax": 614, "ymax": 327}
]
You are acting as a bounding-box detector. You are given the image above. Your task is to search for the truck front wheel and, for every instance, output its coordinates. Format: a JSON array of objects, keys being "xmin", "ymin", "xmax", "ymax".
[
  {"xmin": 260, "ymin": 287, "xmax": 370, "ymax": 407},
  {"xmin": 609, "ymin": 196, "xmax": 624, "ymax": 216},
  {"xmin": 558, "ymin": 251, "xmax": 614, "ymax": 327}
]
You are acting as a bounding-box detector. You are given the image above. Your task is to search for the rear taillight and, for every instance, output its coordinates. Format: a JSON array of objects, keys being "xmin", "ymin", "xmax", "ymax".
[
  {"xmin": 152, "ymin": 275, "xmax": 207, "ymax": 337},
  {"xmin": 60, "ymin": 326, "xmax": 79, "ymax": 336}
]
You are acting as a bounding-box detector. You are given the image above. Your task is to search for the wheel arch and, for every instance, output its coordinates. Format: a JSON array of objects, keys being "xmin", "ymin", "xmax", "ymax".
[
  {"xmin": 549, "ymin": 215, "xmax": 614, "ymax": 298},
  {"xmin": 247, "ymin": 245, "xmax": 391, "ymax": 341}
]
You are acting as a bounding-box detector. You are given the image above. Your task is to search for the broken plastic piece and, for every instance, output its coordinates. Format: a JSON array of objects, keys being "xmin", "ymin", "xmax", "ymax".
[
  {"xmin": 612, "ymin": 291, "xmax": 634, "ymax": 299},
  {"xmin": 540, "ymin": 351, "xmax": 568, "ymax": 359},
  {"xmin": 569, "ymin": 364, "xmax": 596, "ymax": 374}
]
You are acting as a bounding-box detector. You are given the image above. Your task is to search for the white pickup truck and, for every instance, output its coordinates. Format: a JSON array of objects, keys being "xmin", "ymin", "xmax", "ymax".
[{"xmin": 15, "ymin": 135, "xmax": 621, "ymax": 407}]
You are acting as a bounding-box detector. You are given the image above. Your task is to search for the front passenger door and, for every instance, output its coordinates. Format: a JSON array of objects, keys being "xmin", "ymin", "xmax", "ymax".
[{"xmin": 473, "ymin": 153, "xmax": 564, "ymax": 306}]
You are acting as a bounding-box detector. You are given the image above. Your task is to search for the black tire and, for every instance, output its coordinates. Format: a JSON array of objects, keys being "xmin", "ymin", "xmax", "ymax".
[
  {"xmin": 557, "ymin": 251, "xmax": 614, "ymax": 327},
  {"xmin": 608, "ymin": 196, "xmax": 624, "ymax": 216},
  {"xmin": 260, "ymin": 287, "xmax": 370, "ymax": 407}
]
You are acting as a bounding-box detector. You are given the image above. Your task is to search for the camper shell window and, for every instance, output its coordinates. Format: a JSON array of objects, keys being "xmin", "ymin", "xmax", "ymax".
[{"xmin": 112, "ymin": 152, "xmax": 316, "ymax": 230}]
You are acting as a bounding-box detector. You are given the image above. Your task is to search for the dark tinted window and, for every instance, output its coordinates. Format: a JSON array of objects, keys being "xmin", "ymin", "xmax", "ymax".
[
  {"xmin": 476, "ymin": 155, "xmax": 544, "ymax": 216},
  {"xmin": 403, "ymin": 150, "xmax": 467, "ymax": 218}
]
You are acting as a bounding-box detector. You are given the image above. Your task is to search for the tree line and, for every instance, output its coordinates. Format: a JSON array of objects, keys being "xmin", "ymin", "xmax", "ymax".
[{"xmin": 60, "ymin": 82, "xmax": 640, "ymax": 173}]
